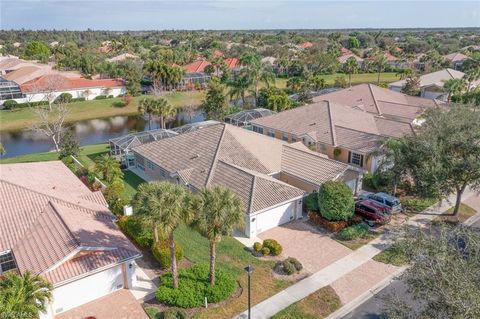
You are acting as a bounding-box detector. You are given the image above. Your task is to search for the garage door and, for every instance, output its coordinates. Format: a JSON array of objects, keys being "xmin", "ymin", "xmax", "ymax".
[
  {"xmin": 255, "ymin": 201, "xmax": 296, "ymax": 234},
  {"xmin": 51, "ymin": 265, "xmax": 124, "ymax": 314}
]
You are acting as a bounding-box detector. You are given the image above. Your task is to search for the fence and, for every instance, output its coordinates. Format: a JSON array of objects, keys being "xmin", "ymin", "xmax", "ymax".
[{"xmin": 70, "ymin": 155, "xmax": 108, "ymax": 190}]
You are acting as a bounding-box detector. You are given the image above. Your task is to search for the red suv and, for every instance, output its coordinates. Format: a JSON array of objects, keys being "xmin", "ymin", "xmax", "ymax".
[{"xmin": 355, "ymin": 199, "xmax": 391, "ymax": 224}]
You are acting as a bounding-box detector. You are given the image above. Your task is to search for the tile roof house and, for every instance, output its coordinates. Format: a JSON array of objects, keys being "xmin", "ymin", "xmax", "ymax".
[
  {"xmin": 389, "ymin": 68, "xmax": 475, "ymax": 101},
  {"xmin": 297, "ymin": 42, "xmax": 313, "ymax": 49},
  {"xmin": 251, "ymin": 84, "xmax": 440, "ymax": 172},
  {"xmin": 338, "ymin": 48, "xmax": 364, "ymax": 64},
  {"xmin": 444, "ymin": 52, "xmax": 469, "ymax": 69},
  {"xmin": 131, "ymin": 123, "xmax": 360, "ymax": 237},
  {"xmin": 0, "ymin": 161, "xmax": 141, "ymax": 318}
]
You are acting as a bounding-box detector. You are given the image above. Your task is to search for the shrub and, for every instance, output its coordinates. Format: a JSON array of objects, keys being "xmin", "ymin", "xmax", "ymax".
[
  {"xmin": 163, "ymin": 308, "xmax": 187, "ymax": 319},
  {"xmin": 2, "ymin": 100, "xmax": 18, "ymax": 110},
  {"xmin": 275, "ymin": 257, "xmax": 303, "ymax": 275},
  {"xmin": 72, "ymin": 97, "xmax": 86, "ymax": 102},
  {"xmin": 156, "ymin": 264, "xmax": 236, "ymax": 308},
  {"xmin": 112, "ymin": 100, "xmax": 126, "ymax": 108},
  {"xmin": 123, "ymin": 94, "xmax": 133, "ymax": 106},
  {"xmin": 318, "ymin": 181, "xmax": 355, "ymax": 221},
  {"xmin": 117, "ymin": 216, "xmax": 153, "ymax": 248},
  {"xmin": 402, "ymin": 197, "xmax": 437, "ymax": 214},
  {"xmin": 283, "ymin": 260, "xmax": 296, "ymax": 275},
  {"xmin": 285, "ymin": 257, "xmax": 303, "ymax": 272},
  {"xmin": 94, "ymin": 95, "xmax": 108, "ymax": 100},
  {"xmin": 336, "ymin": 223, "xmax": 369, "ymax": 241},
  {"xmin": 263, "ymin": 239, "xmax": 283, "ymax": 256},
  {"xmin": 253, "ymin": 242, "xmax": 263, "ymax": 252},
  {"xmin": 305, "ymin": 192, "xmax": 320, "ymax": 212},
  {"xmin": 55, "ymin": 92, "xmax": 72, "ymax": 104},
  {"xmin": 261, "ymin": 247, "xmax": 270, "ymax": 256},
  {"xmin": 152, "ymin": 240, "xmax": 184, "ymax": 269}
]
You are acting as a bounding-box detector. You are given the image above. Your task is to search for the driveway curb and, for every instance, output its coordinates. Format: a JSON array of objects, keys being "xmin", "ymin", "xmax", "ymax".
[
  {"xmin": 464, "ymin": 212, "xmax": 480, "ymax": 226},
  {"xmin": 326, "ymin": 266, "xmax": 407, "ymax": 319}
]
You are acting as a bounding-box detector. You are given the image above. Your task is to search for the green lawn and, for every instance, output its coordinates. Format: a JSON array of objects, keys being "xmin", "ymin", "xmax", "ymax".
[
  {"xmin": 0, "ymin": 91, "xmax": 205, "ymax": 132},
  {"xmin": 271, "ymin": 286, "xmax": 342, "ymax": 319},
  {"xmin": 123, "ymin": 170, "xmax": 146, "ymax": 199}
]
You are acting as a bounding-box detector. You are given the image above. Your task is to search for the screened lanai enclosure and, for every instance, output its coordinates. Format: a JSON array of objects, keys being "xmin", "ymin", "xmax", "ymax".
[
  {"xmin": 224, "ymin": 108, "xmax": 276, "ymax": 128},
  {"xmin": 109, "ymin": 129, "xmax": 178, "ymax": 167}
]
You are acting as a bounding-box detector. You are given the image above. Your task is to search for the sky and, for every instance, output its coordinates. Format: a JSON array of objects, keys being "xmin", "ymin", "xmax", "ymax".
[{"xmin": 1, "ymin": 0, "xmax": 479, "ymax": 30}]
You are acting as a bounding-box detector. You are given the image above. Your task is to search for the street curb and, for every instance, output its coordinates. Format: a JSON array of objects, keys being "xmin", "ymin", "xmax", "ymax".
[
  {"xmin": 325, "ymin": 266, "xmax": 407, "ymax": 319},
  {"xmin": 464, "ymin": 211, "xmax": 480, "ymax": 226}
]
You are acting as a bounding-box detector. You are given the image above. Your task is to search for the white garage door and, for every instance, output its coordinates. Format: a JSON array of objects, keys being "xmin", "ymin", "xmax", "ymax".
[
  {"xmin": 255, "ymin": 201, "xmax": 296, "ymax": 234},
  {"xmin": 52, "ymin": 265, "xmax": 124, "ymax": 314}
]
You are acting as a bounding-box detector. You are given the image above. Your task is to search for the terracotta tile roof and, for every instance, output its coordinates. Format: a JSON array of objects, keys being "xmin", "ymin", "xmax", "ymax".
[
  {"xmin": 251, "ymin": 96, "xmax": 417, "ymax": 153},
  {"xmin": 133, "ymin": 123, "xmax": 306, "ymax": 214},
  {"xmin": 213, "ymin": 50, "xmax": 224, "ymax": 57},
  {"xmin": 312, "ymin": 84, "xmax": 438, "ymax": 121},
  {"xmin": 297, "ymin": 42, "xmax": 313, "ymax": 49},
  {"xmin": 389, "ymin": 68, "xmax": 465, "ymax": 89},
  {"xmin": 20, "ymin": 75, "xmax": 125, "ymax": 93},
  {"xmin": 281, "ymin": 143, "xmax": 350, "ymax": 186},
  {"xmin": 183, "ymin": 60, "xmax": 211, "ymax": 73},
  {"xmin": 444, "ymin": 52, "xmax": 469, "ymax": 62},
  {"xmin": 224, "ymin": 57, "xmax": 240, "ymax": 70},
  {"xmin": 338, "ymin": 48, "xmax": 364, "ymax": 64},
  {"xmin": 0, "ymin": 161, "xmax": 140, "ymax": 286}
]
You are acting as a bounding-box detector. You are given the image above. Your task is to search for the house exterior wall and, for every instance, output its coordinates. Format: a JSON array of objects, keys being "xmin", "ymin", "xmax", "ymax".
[
  {"xmin": 39, "ymin": 262, "xmax": 134, "ymax": 319},
  {"xmin": 278, "ymin": 172, "xmax": 319, "ymax": 193},
  {"xmin": 1, "ymin": 86, "xmax": 125, "ymax": 104}
]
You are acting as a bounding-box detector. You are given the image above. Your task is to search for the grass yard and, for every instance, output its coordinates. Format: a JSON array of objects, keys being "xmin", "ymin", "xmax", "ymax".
[
  {"xmin": 335, "ymin": 231, "xmax": 379, "ymax": 250},
  {"xmin": 123, "ymin": 170, "xmax": 147, "ymax": 199},
  {"xmin": 271, "ymin": 286, "xmax": 342, "ymax": 319},
  {"xmin": 435, "ymin": 203, "xmax": 477, "ymax": 224},
  {"xmin": 172, "ymin": 224, "xmax": 291, "ymax": 319},
  {"xmin": 0, "ymin": 91, "xmax": 205, "ymax": 132},
  {"xmin": 373, "ymin": 245, "xmax": 410, "ymax": 267}
]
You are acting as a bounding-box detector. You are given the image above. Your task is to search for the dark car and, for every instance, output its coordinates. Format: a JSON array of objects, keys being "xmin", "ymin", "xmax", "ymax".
[
  {"xmin": 355, "ymin": 199, "xmax": 391, "ymax": 224},
  {"xmin": 358, "ymin": 192, "xmax": 402, "ymax": 213}
]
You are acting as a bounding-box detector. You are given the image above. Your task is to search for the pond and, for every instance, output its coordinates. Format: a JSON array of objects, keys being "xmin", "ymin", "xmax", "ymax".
[{"xmin": 0, "ymin": 110, "xmax": 205, "ymax": 158}]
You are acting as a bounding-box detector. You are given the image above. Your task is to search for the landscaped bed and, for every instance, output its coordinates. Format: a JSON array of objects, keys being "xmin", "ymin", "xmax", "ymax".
[{"xmin": 434, "ymin": 203, "xmax": 477, "ymax": 224}]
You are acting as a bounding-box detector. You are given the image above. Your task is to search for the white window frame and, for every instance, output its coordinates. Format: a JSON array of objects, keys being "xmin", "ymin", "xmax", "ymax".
[{"xmin": 349, "ymin": 152, "xmax": 363, "ymax": 167}]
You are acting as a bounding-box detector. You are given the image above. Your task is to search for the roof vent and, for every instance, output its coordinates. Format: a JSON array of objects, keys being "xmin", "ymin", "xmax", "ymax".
[
  {"xmin": 190, "ymin": 154, "xmax": 200, "ymax": 160},
  {"xmin": 309, "ymin": 122, "xmax": 316, "ymax": 126}
]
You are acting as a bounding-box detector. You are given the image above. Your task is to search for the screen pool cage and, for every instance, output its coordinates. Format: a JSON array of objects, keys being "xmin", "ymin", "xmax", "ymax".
[{"xmin": 224, "ymin": 108, "xmax": 276, "ymax": 127}]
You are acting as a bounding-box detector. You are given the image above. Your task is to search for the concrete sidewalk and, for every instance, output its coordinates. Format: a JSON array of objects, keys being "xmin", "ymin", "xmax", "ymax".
[{"xmin": 234, "ymin": 190, "xmax": 475, "ymax": 319}]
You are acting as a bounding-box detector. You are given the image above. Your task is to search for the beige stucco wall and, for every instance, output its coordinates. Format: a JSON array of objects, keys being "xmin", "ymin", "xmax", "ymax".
[{"xmin": 278, "ymin": 172, "xmax": 319, "ymax": 192}]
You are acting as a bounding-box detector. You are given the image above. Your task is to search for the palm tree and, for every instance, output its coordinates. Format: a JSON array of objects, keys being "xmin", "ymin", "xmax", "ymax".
[
  {"xmin": 443, "ymin": 79, "xmax": 466, "ymax": 102},
  {"xmin": 138, "ymin": 97, "xmax": 159, "ymax": 130},
  {"xmin": 95, "ymin": 154, "xmax": 122, "ymax": 184},
  {"xmin": 343, "ymin": 57, "xmax": 359, "ymax": 87},
  {"xmin": 464, "ymin": 65, "xmax": 480, "ymax": 92},
  {"xmin": 83, "ymin": 89, "xmax": 92, "ymax": 100},
  {"xmin": 192, "ymin": 186, "xmax": 244, "ymax": 286},
  {"xmin": 374, "ymin": 53, "xmax": 388, "ymax": 85},
  {"xmin": 156, "ymin": 98, "xmax": 176, "ymax": 129},
  {"xmin": 228, "ymin": 72, "xmax": 251, "ymax": 106},
  {"xmin": 133, "ymin": 181, "xmax": 190, "ymax": 289},
  {"xmin": 0, "ymin": 271, "xmax": 52, "ymax": 317}
]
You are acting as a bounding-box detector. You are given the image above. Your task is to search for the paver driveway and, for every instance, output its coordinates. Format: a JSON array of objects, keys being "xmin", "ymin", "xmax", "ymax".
[
  {"xmin": 258, "ymin": 220, "xmax": 352, "ymax": 273},
  {"xmin": 56, "ymin": 289, "xmax": 148, "ymax": 319}
]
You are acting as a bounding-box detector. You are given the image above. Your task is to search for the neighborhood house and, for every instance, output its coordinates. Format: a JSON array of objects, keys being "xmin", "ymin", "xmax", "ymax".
[
  {"xmin": 129, "ymin": 123, "xmax": 361, "ymax": 238},
  {"xmin": 0, "ymin": 161, "xmax": 141, "ymax": 318}
]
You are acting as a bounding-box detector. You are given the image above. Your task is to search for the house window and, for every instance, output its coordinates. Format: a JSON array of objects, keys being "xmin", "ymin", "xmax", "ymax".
[
  {"xmin": 348, "ymin": 151, "xmax": 364, "ymax": 167},
  {"xmin": 282, "ymin": 132, "xmax": 289, "ymax": 141},
  {"xmin": 159, "ymin": 167, "xmax": 168, "ymax": 178},
  {"xmin": 0, "ymin": 252, "xmax": 17, "ymax": 274},
  {"xmin": 147, "ymin": 160, "xmax": 155, "ymax": 171},
  {"xmin": 268, "ymin": 129, "xmax": 275, "ymax": 137},
  {"xmin": 137, "ymin": 162, "xmax": 145, "ymax": 171},
  {"xmin": 253, "ymin": 126, "xmax": 263, "ymax": 134},
  {"xmin": 292, "ymin": 136, "xmax": 297, "ymax": 143}
]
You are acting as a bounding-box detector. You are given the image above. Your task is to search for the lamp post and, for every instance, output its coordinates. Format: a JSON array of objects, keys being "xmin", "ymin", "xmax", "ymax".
[{"xmin": 244, "ymin": 264, "xmax": 254, "ymax": 319}]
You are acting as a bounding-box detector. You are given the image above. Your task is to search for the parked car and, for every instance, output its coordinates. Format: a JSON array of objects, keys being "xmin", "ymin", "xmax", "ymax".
[
  {"xmin": 358, "ymin": 192, "xmax": 402, "ymax": 213},
  {"xmin": 355, "ymin": 199, "xmax": 391, "ymax": 224}
]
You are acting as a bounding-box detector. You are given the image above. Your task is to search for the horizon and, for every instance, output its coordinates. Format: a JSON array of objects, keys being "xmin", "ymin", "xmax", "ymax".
[{"xmin": 1, "ymin": 1, "xmax": 479, "ymax": 30}]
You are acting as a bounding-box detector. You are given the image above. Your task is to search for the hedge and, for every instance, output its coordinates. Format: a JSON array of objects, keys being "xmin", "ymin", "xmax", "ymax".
[
  {"xmin": 2, "ymin": 100, "xmax": 18, "ymax": 110},
  {"xmin": 305, "ymin": 192, "xmax": 320, "ymax": 212},
  {"xmin": 164, "ymin": 308, "xmax": 187, "ymax": 319},
  {"xmin": 55, "ymin": 92, "xmax": 72, "ymax": 104},
  {"xmin": 263, "ymin": 239, "xmax": 283, "ymax": 256},
  {"xmin": 116, "ymin": 216, "xmax": 153, "ymax": 248},
  {"xmin": 156, "ymin": 264, "xmax": 236, "ymax": 308},
  {"xmin": 112, "ymin": 100, "xmax": 126, "ymax": 108},
  {"xmin": 318, "ymin": 181, "xmax": 355, "ymax": 221},
  {"xmin": 152, "ymin": 240, "xmax": 184, "ymax": 269}
]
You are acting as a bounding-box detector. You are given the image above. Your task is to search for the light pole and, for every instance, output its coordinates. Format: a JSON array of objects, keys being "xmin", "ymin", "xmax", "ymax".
[{"xmin": 244, "ymin": 264, "xmax": 254, "ymax": 319}]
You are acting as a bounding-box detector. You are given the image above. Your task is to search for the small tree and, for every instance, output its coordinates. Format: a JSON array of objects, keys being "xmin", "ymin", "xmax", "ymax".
[
  {"xmin": 318, "ymin": 181, "xmax": 354, "ymax": 221},
  {"xmin": 58, "ymin": 127, "xmax": 80, "ymax": 159},
  {"xmin": 343, "ymin": 57, "xmax": 359, "ymax": 87},
  {"xmin": 32, "ymin": 103, "xmax": 69, "ymax": 152},
  {"xmin": 95, "ymin": 154, "xmax": 123, "ymax": 185},
  {"xmin": 401, "ymin": 76, "xmax": 421, "ymax": 96},
  {"xmin": 202, "ymin": 77, "xmax": 228, "ymax": 120}
]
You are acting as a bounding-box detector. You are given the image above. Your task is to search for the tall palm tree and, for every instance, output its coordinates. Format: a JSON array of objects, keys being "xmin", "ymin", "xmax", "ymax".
[
  {"xmin": 374, "ymin": 53, "xmax": 388, "ymax": 85},
  {"xmin": 228, "ymin": 72, "xmax": 251, "ymax": 106},
  {"xmin": 0, "ymin": 271, "xmax": 52, "ymax": 317},
  {"xmin": 464, "ymin": 65, "xmax": 480, "ymax": 92},
  {"xmin": 343, "ymin": 57, "xmax": 359, "ymax": 87},
  {"xmin": 443, "ymin": 79, "xmax": 466, "ymax": 102},
  {"xmin": 138, "ymin": 97, "xmax": 159, "ymax": 130},
  {"xmin": 192, "ymin": 186, "xmax": 244, "ymax": 285},
  {"xmin": 133, "ymin": 181, "xmax": 190, "ymax": 289},
  {"xmin": 156, "ymin": 98, "xmax": 176, "ymax": 129},
  {"xmin": 94, "ymin": 154, "xmax": 123, "ymax": 184}
]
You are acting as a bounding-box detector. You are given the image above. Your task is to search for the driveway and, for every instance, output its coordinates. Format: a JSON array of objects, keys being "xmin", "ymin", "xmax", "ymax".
[
  {"xmin": 55, "ymin": 289, "xmax": 148, "ymax": 319},
  {"xmin": 258, "ymin": 220, "xmax": 352, "ymax": 273}
]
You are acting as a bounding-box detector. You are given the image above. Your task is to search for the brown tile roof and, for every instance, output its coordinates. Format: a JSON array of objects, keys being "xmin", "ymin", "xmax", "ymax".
[
  {"xmin": 312, "ymin": 84, "xmax": 438, "ymax": 121},
  {"xmin": 0, "ymin": 162, "xmax": 140, "ymax": 286},
  {"xmin": 281, "ymin": 143, "xmax": 351, "ymax": 186},
  {"xmin": 133, "ymin": 123, "xmax": 305, "ymax": 214},
  {"xmin": 444, "ymin": 52, "xmax": 469, "ymax": 62}
]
